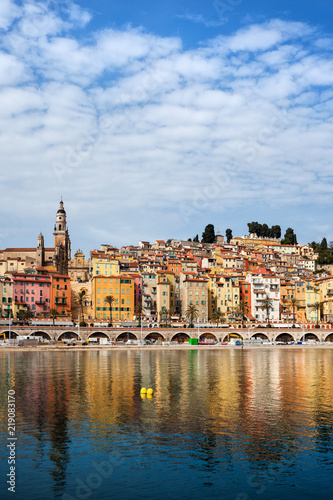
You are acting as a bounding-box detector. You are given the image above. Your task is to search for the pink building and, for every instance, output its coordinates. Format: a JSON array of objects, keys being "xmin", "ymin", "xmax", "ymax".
[
  {"xmin": 129, "ymin": 273, "xmax": 143, "ymax": 312},
  {"xmin": 12, "ymin": 273, "xmax": 51, "ymax": 318}
]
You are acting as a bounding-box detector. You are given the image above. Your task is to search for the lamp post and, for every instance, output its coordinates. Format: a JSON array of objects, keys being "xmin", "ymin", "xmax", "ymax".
[
  {"xmin": 78, "ymin": 313, "xmax": 81, "ymax": 342},
  {"xmin": 140, "ymin": 312, "xmax": 143, "ymax": 345}
]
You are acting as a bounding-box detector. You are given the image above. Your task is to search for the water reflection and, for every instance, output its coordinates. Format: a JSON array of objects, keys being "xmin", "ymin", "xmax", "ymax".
[{"xmin": 0, "ymin": 348, "xmax": 333, "ymax": 499}]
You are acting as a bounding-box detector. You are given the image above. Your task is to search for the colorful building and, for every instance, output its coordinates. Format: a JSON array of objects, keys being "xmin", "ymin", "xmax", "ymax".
[
  {"xmin": 92, "ymin": 275, "xmax": 135, "ymax": 321},
  {"xmin": 50, "ymin": 274, "xmax": 71, "ymax": 317}
]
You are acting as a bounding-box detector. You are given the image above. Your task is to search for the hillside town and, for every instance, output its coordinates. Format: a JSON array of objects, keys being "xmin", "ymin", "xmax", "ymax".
[{"xmin": 1, "ymin": 201, "xmax": 332, "ymax": 328}]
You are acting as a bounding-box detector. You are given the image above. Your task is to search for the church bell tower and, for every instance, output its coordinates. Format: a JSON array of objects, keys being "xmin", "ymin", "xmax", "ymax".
[{"xmin": 53, "ymin": 200, "xmax": 71, "ymax": 273}]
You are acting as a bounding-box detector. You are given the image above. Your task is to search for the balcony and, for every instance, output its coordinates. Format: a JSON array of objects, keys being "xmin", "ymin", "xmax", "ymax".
[{"xmin": 55, "ymin": 299, "xmax": 67, "ymax": 305}]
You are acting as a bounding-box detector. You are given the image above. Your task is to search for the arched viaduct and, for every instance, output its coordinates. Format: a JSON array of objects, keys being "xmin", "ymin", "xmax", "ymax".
[{"xmin": 1, "ymin": 327, "xmax": 333, "ymax": 343}]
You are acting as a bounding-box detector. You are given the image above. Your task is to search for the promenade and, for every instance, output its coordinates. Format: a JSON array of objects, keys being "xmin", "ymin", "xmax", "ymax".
[{"xmin": 1, "ymin": 325, "xmax": 333, "ymax": 344}]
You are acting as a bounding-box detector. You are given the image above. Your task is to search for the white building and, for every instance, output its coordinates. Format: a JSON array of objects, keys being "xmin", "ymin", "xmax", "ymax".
[{"xmin": 246, "ymin": 273, "xmax": 280, "ymax": 323}]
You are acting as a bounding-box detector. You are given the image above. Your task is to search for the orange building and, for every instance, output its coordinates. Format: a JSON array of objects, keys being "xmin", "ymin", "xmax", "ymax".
[{"xmin": 50, "ymin": 274, "xmax": 71, "ymax": 317}]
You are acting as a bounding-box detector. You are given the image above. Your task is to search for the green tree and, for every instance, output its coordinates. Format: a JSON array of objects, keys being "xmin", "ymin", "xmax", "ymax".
[
  {"xmin": 185, "ymin": 304, "xmax": 199, "ymax": 327},
  {"xmin": 225, "ymin": 228, "xmax": 233, "ymax": 243},
  {"xmin": 193, "ymin": 234, "xmax": 199, "ymax": 242},
  {"xmin": 49, "ymin": 308, "xmax": 58, "ymax": 326},
  {"xmin": 310, "ymin": 301, "xmax": 323, "ymax": 326},
  {"xmin": 211, "ymin": 310, "xmax": 225, "ymax": 327},
  {"xmin": 17, "ymin": 309, "xmax": 31, "ymax": 322},
  {"xmin": 201, "ymin": 224, "xmax": 215, "ymax": 243},
  {"xmin": 260, "ymin": 296, "xmax": 274, "ymax": 325},
  {"xmin": 289, "ymin": 297, "xmax": 298, "ymax": 326},
  {"xmin": 73, "ymin": 289, "xmax": 89, "ymax": 323},
  {"xmin": 261, "ymin": 223, "xmax": 270, "ymax": 238},
  {"xmin": 104, "ymin": 295, "xmax": 115, "ymax": 326},
  {"xmin": 234, "ymin": 300, "xmax": 250, "ymax": 327},
  {"xmin": 159, "ymin": 308, "xmax": 170, "ymax": 327},
  {"xmin": 270, "ymin": 225, "xmax": 281, "ymax": 239},
  {"xmin": 248, "ymin": 221, "xmax": 258, "ymax": 234},
  {"xmin": 282, "ymin": 227, "xmax": 297, "ymax": 245},
  {"xmin": 321, "ymin": 238, "xmax": 328, "ymax": 250}
]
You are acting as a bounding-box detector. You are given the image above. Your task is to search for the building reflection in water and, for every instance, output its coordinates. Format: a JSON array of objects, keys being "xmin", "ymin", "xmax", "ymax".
[{"xmin": 0, "ymin": 348, "xmax": 333, "ymax": 496}]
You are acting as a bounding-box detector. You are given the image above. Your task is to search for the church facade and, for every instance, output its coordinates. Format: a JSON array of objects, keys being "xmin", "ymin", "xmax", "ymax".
[{"xmin": 0, "ymin": 201, "xmax": 71, "ymax": 275}]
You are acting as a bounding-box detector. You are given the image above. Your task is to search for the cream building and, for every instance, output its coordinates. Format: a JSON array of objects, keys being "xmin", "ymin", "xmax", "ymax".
[{"xmin": 180, "ymin": 273, "xmax": 209, "ymax": 323}]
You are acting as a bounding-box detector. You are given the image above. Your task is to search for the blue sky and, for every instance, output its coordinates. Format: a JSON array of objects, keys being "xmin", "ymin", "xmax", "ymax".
[{"xmin": 1, "ymin": 0, "xmax": 333, "ymax": 256}]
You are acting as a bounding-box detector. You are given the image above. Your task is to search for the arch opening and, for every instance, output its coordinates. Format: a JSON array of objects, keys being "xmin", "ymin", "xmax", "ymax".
[
  {"xmin": 171, "ymin": 332, "xmax": 190, "ymax": 343},
  {"xmin": 275, "ymin": 333, "xmax": 295, "ymax": 343},
  {"xmin": 301, "ymin": 333, "xmax": 319, "ymax": 342},
  {"xmin": 144, "ymin": 332, "xmax": 165, "ymax": 342},
  {"xmin": 199, "ymin": 332, "xmax": 217, "ymax": 343},
  {"xmin": 250, "ymin": 333, "xmax": 269, "ymax": 341},
  {"xmin": 116, "ymin": 332, "xmax": 137, "ymax": 342},
  {"xmin": 1, "ymin": 331, "xmax": 19, "ymax": 339},
  {"xmin": 31, "ymin": 331, "xmax": 51, "ymax": 341},
  {"xmin": 223, "ymin": 333, "xmax": 243, "ymax": 342},
  {"xmin": 58, "ymin": 332, "xmax": 79, "ymax": 341},
  {"xmin": 88, "ymin": 332, "xmax": 110, "ymax": 342}
]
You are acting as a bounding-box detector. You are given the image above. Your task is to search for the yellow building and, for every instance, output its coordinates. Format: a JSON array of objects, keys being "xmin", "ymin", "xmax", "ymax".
[
  {"xmin": 305, "ymin": 278, "xmax": 321, "ymax": 323},
  {"xmin": 92, "ymin": 275, "xmax": 135, "ymax": 321},
  {"xmin": 156, "ymin": 271, "xmax": 176, "ymax": 318},
  {"xmin": 317, "ymin": 277, "xmax": 333, "ymax": 322},
  {"xmin": 90, "ymin": 252, "xmax": 120, "ymax": 278},
  {"xmin": 208, "ymin": 274, "xmax": 240, "ymax": 321},
  {"xmin": 280, "ymin": 280, "xmax": 306, "ymax": 323}
]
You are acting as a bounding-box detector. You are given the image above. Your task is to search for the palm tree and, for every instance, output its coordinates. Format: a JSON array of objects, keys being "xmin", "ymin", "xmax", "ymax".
[
  {"xmin": 136, "ymin": 302, "xmax": 143, "ymax": 327},
  {"xmin": 211, "ymin": 310, "xmax": 225, "ymax": 327},
  {"xmin": 260, "ymin": 296, "xmax": 274, "ymax": 325},
  {"xmin": 49, "ymin": 308, "xmax": 58, "ymax": 326},
  {"xmin": 185, "ymin": 304, "xmax": 199, "ymax": 328},
  {"xmin": 310, "ymin": 301, "xmax": 323, "ymax": 327},
  {"xmin": 104, "ymin": 295, "xmax": 115, "ymax": 326},
  {"xmin": 73, "ymin": 290, "xmax": 89, "ymax": 323},
  {"xmin": 289, "ymin": 297, "xmax": 298, "ymax": 326},
  {"xmin": 234, "ymin": 300, "xmax": 250, "ymax": 327},
  {"xmin": 17, "ymin": 309, "xmax": 31, "ymax": 323},
  {"xmin": 159, "ymin": 308, "xmax": 170, "ymax": 327}
]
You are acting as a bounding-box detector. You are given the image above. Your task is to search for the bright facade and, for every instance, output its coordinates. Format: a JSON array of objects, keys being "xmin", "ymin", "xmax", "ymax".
[{"xmin": 92, "ymin": 275, "xmax": 135, "ymax": 321}]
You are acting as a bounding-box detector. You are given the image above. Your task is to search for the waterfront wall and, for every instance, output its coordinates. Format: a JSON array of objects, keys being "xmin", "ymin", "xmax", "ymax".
[{"xmin": 1, "ymin": 326, "xmax": 333, "ymax": 343}]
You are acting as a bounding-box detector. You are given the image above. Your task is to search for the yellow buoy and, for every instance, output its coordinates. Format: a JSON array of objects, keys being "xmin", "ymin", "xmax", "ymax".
[
  {"xmin": 147, "ymin": 393, "xmax": 153, "ymax": 399},
  {"xmin": 147, "ymin": 388, "xmax": 154, "ymax": 396},
  {"xmin": 140, "ymin": 393, "xmax": 147, "ymax": 400},
  {"xmin": 140, "ymin": 387, "xmax": 147, "ymax": 394}
]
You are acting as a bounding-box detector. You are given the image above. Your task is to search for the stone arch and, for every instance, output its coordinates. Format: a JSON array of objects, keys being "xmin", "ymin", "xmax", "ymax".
[
  {"xmin": 199, "ymin": 332, "xmax": 217, "ymax": 342},
  {"xmin": 251, "ymin": 332, "xmax": 269, "ymax": 341},
  {"xmin": 116, "ymin": 331, "xmax": 137, "ymax": 342},
  {"xmin": 275, "ymin": 332, "xmax": 295, "ymax": 343},
  {"xmin": 223, "ymin": 332, "xmax": 243, "ymax": 342},
  {"xmin": 1, "ymin": 330, "xmax": 19, "ymax": 339},
  {"xmin": 30, "ymin": 331, "xmax": 52, "ymax": 340},
  {"xmin": 58, "ymin": 331, "xmax": 79, "ymax": 341},
  {"xmin": 144, "ymin": 332, "xmax": 165, "ymax": 342},
  {"xmin": 302, "ymin": 333, "xmax": 319, "ymax": 342},
  {"xmin": 325, "ymin": 333, "xmax": 333, "ymax": 343},
  {"xmin": 88, "ymin": 331, "xmax": 111, "ymax": 341},
  {"xmin": 171, "ymin": 332, "xmax": 190, "ymax": 343}
]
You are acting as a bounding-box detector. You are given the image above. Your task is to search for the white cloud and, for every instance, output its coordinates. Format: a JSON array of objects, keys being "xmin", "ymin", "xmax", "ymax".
[
  {"xmin": 0, "ymin": 0, "xmax": 21, "ymax": 30},
  {"xmin": 1, "ymin": 1, "xmax": 333, "ymax": 250}
]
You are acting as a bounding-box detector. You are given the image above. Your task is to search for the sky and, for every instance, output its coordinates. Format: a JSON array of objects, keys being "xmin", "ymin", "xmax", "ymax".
[{"xmin": 1, "ymin": 0, "xmax": 333, "ymax": 256}]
